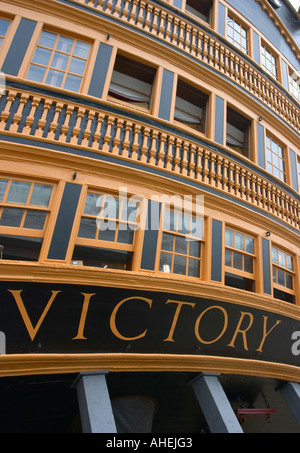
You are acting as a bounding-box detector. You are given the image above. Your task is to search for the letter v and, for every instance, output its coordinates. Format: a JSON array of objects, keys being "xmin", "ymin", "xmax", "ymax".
[{"xmin": 8, "ymin": 290, "xmax": 61, "ymax": 341}]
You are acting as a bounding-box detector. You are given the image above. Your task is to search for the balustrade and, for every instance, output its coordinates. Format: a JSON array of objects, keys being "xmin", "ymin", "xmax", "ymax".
[
  {"xmin": 70, "ymin": 0, "xmax": 299, "ymax": 133},
  {"xmin": 0, "ymin": 88, "xmax": 299, "ymax": 231}
]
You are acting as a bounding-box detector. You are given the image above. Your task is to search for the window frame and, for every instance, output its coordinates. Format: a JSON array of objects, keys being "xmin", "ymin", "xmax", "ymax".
[
  {"xmin": 260, "ymin": 41, "xmax": 279, "ymax": 81},
  {"xmin": 226, "ymin": 104, "xmax": 252, "ymax": 159},
  {"xmin": 184, "ymin": 0, "xmax": 214, "ymax": 25},
  {"xmin": 271, "ymin": 245, "xmax": 296, "ymax": 303},
  {"xmin": 224, "ymin": 227, "xmax": 256, "ymax": 292},
  {"xmin": 288, "ymin": 69, "xmax": 300, "ymax": 103},
  {"xmin": 265, "ymin": 133, "xmax": 286, "ymax": 183},
  {"xmin": 226, "ymin": 13, "xmax": 249, "ymax": 55},
  {"xmin": 26, "ymin": 29, "xmax": 92, "ymax": 93},
  {"xmin": 156, "ymin": 204, "xmax": 205, "ymax": 279},
  {"xmin": 0, "ymin": 16, "xmax": 12, "ymax": 49}
]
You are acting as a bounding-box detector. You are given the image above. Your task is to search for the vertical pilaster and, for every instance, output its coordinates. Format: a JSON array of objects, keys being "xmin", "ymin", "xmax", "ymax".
[{"xmin": 279, "ymin": 382, "xmax": 300, "ymax": 425}]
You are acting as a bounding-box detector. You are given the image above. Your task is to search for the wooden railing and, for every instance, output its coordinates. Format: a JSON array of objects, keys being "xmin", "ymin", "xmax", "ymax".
[
  {"xmin": 0, "ymin": 87, "xmax": 299, "ymax": 231},
  {"xmin": 67, "ymin": 0, "xmax": 300, "ymax": 133}
]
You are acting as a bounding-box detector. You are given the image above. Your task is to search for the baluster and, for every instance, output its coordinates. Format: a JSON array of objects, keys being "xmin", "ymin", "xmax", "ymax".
[
  {"xmin": 222, "ymin": 159, "xmax": 229, "ymax": 191},
  {"xmin": 48, "ymin": 102, "xmax": 64, "ymax": 140},
  {"xmin": 151, "ymin": 8, "xmax": 159, "ymax": 35},
  {"xmin": 165, "ymin": 13, "xmax": 173, "ymax": 42},
  {"xmin": 92, "ymin": 113, "xmax": 105, "ymax": 149},
  {"xmin": 209, "ymin": 153, "xmax": 216, "ymax": 186},
  {"xmin": 35, "ymin": 99, "xmax": 52, "ymax": 138},
  {"xmin": 171, "ymin": 17, "xmax": 179, "ymax": 45},
  {"xmin": 165, "ymin": 135, "xmax": 174, "ymax": 170},
  {"xmin": 177, "ymin": 21, "xmax": 185, "ymax": 49},
  {"xmin": 113, "ymin": 0, "xmax": 122, "ymax": 16},
  {"xmin": 245, "ymin": 171, "xmax": 251, "ymax": 202},
  {"xmin": 81, "ymin": 110, "xmax": 96, "ymax": 147},
  {"xmin": 174, "ymin": 138, "xmax": 182, "ymax": 173},
  {"xmin": 0, "ymin": 91, "xmax": 17, "ymax": 131},
  {"xmin": 195, "ymin": 147, "xmax": 203, "ymax": 181},
  {"xmin": 261, "ymin": 181, "xmax": 267, "ymax": 211},
  {"xmin": 131, "ymin": 124, "xmax": 141, "ymax": 160},
  {"xmin": 121, "ymin": 121, "xmax": 132, "ymax": 157},
  {"xmin": 60, "ymin": 105, "xmax": 75, "ymax": 143},
  {"xmin": 140, "ymin": 126, "xmax": 150, "ymax": 162},
  {"xmin": 129, "ymin": 0, "xmax": 139, "ymax": 24},
  {"xmin": 156, "ymin": 133, "xmax": 166, "ymax": 167},
  {"xmin": 181, "ymin": 141, "xmax": 189, "ymax": 176},
  {"xmin": 10, "ymin": 94, "xmax": 29, "ymax": 133},
  {"xmin": 240, "ymin": 168, "xmax": 246, "ymax": 200},
  {"xmin": 23, "ymin": 96, "xmax": 41, "ymax": 135},
  {"xmin": 184, "ymin": 24, "xmax": 191, "ymax": 52},
  {"xmin": 137, "ymin": 1, "xmax": 146, "ymax": 26},
  {"xmin": 202, "ymin": 150, "xmax": 210, "ymax": 184},
  {"xmin": 149, "ymin": 130, "xmax": 158, "ymax": 165},
  {"xmin": 158, "ymin": 11, "xmax": 166, "ymax": 39},
  {"xmin": 188, "ymin": 144, "xmax": 196, "ymax": 178},
  {"xmin": 112, "ymin": 118, "xmax": 124, "ymax": 154},
  {"xmin": 203, "ymin": 35, "xmax": 209, "ymax": 63},
  {"xmin": 70, "ymin": 107, "xmax": 86, "ymax": 144},
  {"xmin": 106, "ymin": 0, "xmax": 114, "ymax": 12},
  {"xmin": 102, "ymin": 115, "xmax": 114, "ymax": 152},
  {"xmin": 122, "ymin": 0, "xmax": 130, "ymax": 20},
  {"xmin": 190, "ymin": 28, "xmax": 197, "ymax": 55},
  {"xmin": 214, "ymin": 41, "xmax": 220, "ymax": 70},
  {"xmin": 215, "ymin": 155, "xmax": 222, "ymax": 189},
  {"xmin": 208, "ymin": 37, "xmax": 214, "ymax": 66},
  {"xmin": 196, "ymin": 31, "xmax": 204, "ymax": 59},
  {"xmin": 228, "ymin": 162, "xmax": 234, "ymax": 194}
]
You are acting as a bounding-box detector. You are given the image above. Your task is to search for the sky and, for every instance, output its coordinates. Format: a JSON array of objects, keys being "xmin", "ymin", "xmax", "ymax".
[{"xmin": 288, "ymin": 0, "xmax": 300, "ymax": 10}]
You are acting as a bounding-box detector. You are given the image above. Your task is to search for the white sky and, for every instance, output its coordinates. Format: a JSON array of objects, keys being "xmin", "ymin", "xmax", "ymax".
[{"xmin": 288, "ymin": 0, "xmax": 300, "ymax": 10}]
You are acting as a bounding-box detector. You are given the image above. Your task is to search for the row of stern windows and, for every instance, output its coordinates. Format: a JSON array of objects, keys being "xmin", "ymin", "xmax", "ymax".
[
  {"xmin": 1, "ymin": 1, "xmax": 299, "ymax": 98},
  {"xmin": 0, "ymin": 20, "xmax": 299, "ymax": 188},
  {"xmin": 0, "ymin": 175, "xmax": 298, "ymax": 305}
]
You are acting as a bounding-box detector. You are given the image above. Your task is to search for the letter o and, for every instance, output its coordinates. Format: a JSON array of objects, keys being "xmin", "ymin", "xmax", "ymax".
[{"xmin": 194, "ymin": 306, "xmax": 228, "ymax": 345}]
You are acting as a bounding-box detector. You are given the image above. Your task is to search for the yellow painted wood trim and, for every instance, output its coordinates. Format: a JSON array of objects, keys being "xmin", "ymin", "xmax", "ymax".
[{"xmin": 0, "ymin": 353, "xmax": 299, "ymax": 382}]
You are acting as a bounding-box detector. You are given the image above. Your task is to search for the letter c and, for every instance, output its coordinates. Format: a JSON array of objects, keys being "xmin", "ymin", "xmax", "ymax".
[{"xmin": 110, "ymin": 296, "xmax": 152, "ymax": 341}]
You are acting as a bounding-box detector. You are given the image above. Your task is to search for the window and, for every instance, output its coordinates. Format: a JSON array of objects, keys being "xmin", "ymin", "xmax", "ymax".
[
  {"xmin": 272, "ymin": 246, "xmax": 295, "ymax": 304},
  {"xmin": 288, "ymin": 71, "xmax": 300, "ymax": 102},
  {"xmin": 261, "ymin": 44, "xmax": 278, "ymax": 80},
  {"xmin": 108, "ymin": 54, "xmax": 156, "ymax": 110},
  {"xmin": 226, "ymin": 106, "xmax": 252, "ymax": 158},
  {"xmin": 225, "ymin": 228, "xmax": 255, "ymax": 292},
  {"xmin": 0, "ymin": 18, "xmax": 10, "ymax": 47},
  {"xmin": 0, "ymin": 178, "xmax": 53, "ymax": 261},
  {"xmin": 266, "ymin": 135, "xmax": 286, "ymax": 182},
  {"xmin": 73, "ymin": 192, "xmax": 140, "ymax": 269},
  {"xmin": 27, "ymin": 31, "xmax": 91, "ymax": 92},
  {"xmin": 185, "ymin": 0, "xmax": 213, "ymax": 24},
  {"xmin": 175, "ymin": 79, "xmax": 209, "ymax": 133},
  {"xmin": 158, "ymin": 208, "xmax": 204, "ymax": 277},
  {"xmin": 227, "ymin": 15, "xmax": 248, "ymax": 54}
]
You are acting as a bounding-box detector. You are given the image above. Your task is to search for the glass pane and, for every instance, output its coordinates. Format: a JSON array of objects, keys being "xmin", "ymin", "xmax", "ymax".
[
  {"xmin": 273, "ymin": 266, "xmax": 277, "ymax": 283},
  {"xmin": 173, "ymin": 255, "xmax": 186, "ymax": 275},
  {"xmin": 78, "ymin": 217, "xmax": 97, "ymax": 239},
  {"xmin": 52, "ymin": 52, "xmax": 69, "ymax": 70},
  {"xmin": 286, "ymin": 273, "xmax": 293, "ymax": 290},
  {"xmin": 188, "ymin": 258, "xmax": 200, "ymax": 277},
  {"xmin": 225, "ymin": 229, "xmax": 234, "ymax": 247},
  {"xmin": 272, "ymin": 247, "xmax": 278, "ymax": 264},
  {"xmin": 245, "ymin": 236, "xmax": 254, "ymax": 254},
  {"xmin": 278, "ymin": 250, "xmax": 285, "ymax": 268},
  {"xmin": 7, "ymin": 181, "xmax": 31, "ymax": 204},
  {"xmin": 23, "ymin": 210, "xmax": 47, "ymax": 230},
  {"xmin": 98, "ymin": 221, "xmax": 116, "ymax": 242},
  {"xmin": 117, "ymin": 226, "xmax": 134, "ymax": 244},
  {"xmin": 56, "ymin": 36, "xmax": 74, "ymax": 53},
  {"xmin": 233, "ymin": 251, "xmax": 243, "ymax": 270},
  {"xmin": 0, "ymin": 207, "xmax": 24, "ymax": 227},
  {"xmin": 175, "ymin": 236, "xmax": 187, "ymax": 255},
  {"xmin": 46, "ymin": 69, "xmax": 64, "ymax": 87},
  {"xmin": 191, "ymin": 218, "xmax": 203, "ymax": 239},
  {"xmin": 84, "ymin": 193, "xmax": 100, "ymax": 216},
  {"xmin": 0, "ymin": 19, "xmax": 10, "ymax": 37},
  {"xmin": 0, "ymin": 180, "xmax": 8, "ymax": 202},
  {"xmin": 189, "ymin": 241, "xmax": 201, "ymax": 258},
  {"xmin": 235, "ymin": 232, "xmax": 244, "ymax": 251},
  {"xmin": 30, "ymin": 185, "xmax": 52, "ymax": 207},
  {"xmin": 102, "ymin": 197, "xmax": 119, "ymax": 220},
  {"xmin": 64, "ymin": 74, "xmax": 82, "ymax": 92},
  {"xmin": 286, "ymin": 255, "xmax": 293, "ymax": 271},
  {"xmin": 27, "ymin": 65, "xmax": 47, "ymax": 83},
  {"xmin": 161, "ymin": 233, "xmax": 173, "ymax": 252},
  {"xmin": 39, "ymin": 31, "xmax": 57, "ymax": 49},
  {"xmin": 159, "ymin": 252, "xmax": 172, "ymax": 273},
  {"xmin": 225, "ymin": 249, "xmax": 232, "ymax": 267},
  {"xmin": 277, "ymin": 269, "xmax": 285, "ymax": 286},
  {"xmin": 164, "ymin": 209, "xmax": 177, "ymax": 231},
  {"xmin": 69, "ymin": 57, "xmax": 86, "ymax": 75},
  {"xmin": 244, "ymin": 255, "xmax": 253, "ymax": 273},
  {"xmin": 33, "ymin": 47, "xmax": 52, "ymax": 66},
  {"xmin": 121, "ymin": 200, "xmax": 138, "ymax": 223},
  {"xmin": 178, "ymin": 214, "xmax": 191, "ymax": 235},
  {"xmin": 73, "ymin": 41, "xmax": 90, "ymax": 59}
]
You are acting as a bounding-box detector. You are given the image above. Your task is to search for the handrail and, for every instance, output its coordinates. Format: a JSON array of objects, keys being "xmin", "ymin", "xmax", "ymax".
[
  {"xmin": 0, "ymin": 87, "xmax": 299, "ymax": 232},
  {"xmin": 67, "ymin": 0, "xmax": 300, "ymax": 133}
]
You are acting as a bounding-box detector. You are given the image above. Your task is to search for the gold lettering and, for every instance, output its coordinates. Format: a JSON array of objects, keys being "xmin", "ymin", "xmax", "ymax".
[
  {"xmin": 8, "ymin": 289, "xmax": 61, "ymax": 341},
  {"xmin": 163, "ymin": 300, "xmax": 195, "ymax": 342},
  {"xmin": 195, "ymin": 306, "xmax": 228, "ymax": 345},
  {"xmin": 73, "ymin": 293, "xmax": 96, "ymax": 340},
  {"xmin": 110, "ymin": 296, "xmax": 152, "ymax": 341},
  {"xmin": 256, "ymin": 316, "xmax": 281, "ymax": 352},
  {"xmin": 227, "ymin": 311, "xmax": 254, "ymax": 351}
]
